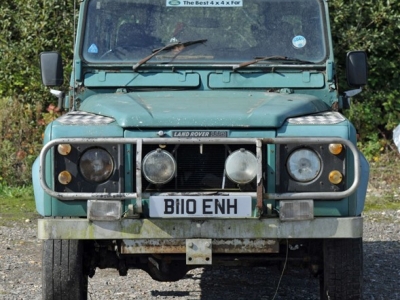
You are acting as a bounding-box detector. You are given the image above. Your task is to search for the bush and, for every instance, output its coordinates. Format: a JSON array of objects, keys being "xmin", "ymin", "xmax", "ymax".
[
  {"xmin": 0, "ymin": 0, "xmax": 74, "ymax": 185},
  {"xmin": 0, "ymin": 97, "xmax": 61, "ymax": 186},
  {"xmin": 0, "ymin": 0, "xmax": 75, "ymax": 104},
  {"xmin": 0, "ymin": 97, "xmax": 42, "ymax": 185},
  {"xmin": 329, "ymin": 0, "xmax": 400, "ymax": 158}
]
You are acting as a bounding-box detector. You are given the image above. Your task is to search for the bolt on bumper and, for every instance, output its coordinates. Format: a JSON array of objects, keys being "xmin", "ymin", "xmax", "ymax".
[{"xmin": 38, "ymin": 216, "xmax": 363, "ymax": 240}]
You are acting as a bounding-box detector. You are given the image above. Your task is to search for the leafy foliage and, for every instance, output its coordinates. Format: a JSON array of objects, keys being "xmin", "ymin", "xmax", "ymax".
[
  {"xmin": 0, "ymin": 97, "xmax": 57, "ymax": 185},
  {"xmin": 0, "ymin": 0, "xmax": 75, "ymax": 102},
  {"xmin": 329, "ymin": 0, "xmax": 400, "ymax": 158},
  {"xmin": 0, "ymin": 97, "xmax": 62, "ymax": 186},
  {"xmin": 0, "ymin": 0, "xmax": 74, "ymax": 185}
]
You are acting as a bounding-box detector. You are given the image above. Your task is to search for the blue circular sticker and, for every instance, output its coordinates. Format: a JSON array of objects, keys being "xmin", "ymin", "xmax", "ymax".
[{"xmin": 292, "ymin": 35, "xmax": 307, "ymax": 49}]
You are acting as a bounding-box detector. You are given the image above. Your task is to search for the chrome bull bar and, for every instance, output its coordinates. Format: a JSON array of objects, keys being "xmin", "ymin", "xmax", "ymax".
[{"xmin": 39, "ymin": 137, "xmax": 360, "ymax": 213}]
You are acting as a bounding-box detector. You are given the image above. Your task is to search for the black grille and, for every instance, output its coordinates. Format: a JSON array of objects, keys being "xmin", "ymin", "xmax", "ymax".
[{"xmin": 140, "ymin": 144, "xmax": 257, "ymax": 192}]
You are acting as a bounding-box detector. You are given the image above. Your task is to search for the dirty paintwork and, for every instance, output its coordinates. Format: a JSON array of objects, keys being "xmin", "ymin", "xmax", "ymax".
[
  {"xmin": 79, "ymin": 91, "xmax": 330, "ymax": 128},
  {"xmin": 38, "ymin": 217, "xmax": 363, "ymax": 240},
  {"xmin": 121, "ymin": 238, "xmax": 279, "ymax": 254}
]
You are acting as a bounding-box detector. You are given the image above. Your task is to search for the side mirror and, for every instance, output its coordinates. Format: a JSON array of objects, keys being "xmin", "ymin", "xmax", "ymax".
[
  {"xmin": 346, "ymin": 51, "xmax": 368, "ymax": 88},
  {"xmin": 39, "ymin": 51, "xmax": 64, "ymax": 87}
]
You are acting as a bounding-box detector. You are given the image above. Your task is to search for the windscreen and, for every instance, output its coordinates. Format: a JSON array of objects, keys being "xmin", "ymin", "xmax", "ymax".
[{"xmin": 82, "ymin": 0, "xmax": 327, "ymax": 64}]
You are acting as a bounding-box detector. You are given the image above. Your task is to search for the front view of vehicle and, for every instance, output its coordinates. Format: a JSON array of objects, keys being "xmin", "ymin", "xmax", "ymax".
[{"xmin": 33, "ymin": 0, "xmax": 369, "ymax": 299}]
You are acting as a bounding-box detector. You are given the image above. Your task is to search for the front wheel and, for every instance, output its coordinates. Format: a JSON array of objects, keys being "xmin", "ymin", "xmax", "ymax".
[
  {"xmin": 320, "ymin": 238, "xmax": 363, "ymax": 300},
  {"xmin": 42, "ymin": 240, "xmax": 88, "ymax": 300}
]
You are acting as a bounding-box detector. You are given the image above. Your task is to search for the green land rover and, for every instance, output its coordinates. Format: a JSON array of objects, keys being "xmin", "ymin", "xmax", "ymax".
[{"xmin": 33, "ymin": 0, "xmax": 369, "ymax": 299}]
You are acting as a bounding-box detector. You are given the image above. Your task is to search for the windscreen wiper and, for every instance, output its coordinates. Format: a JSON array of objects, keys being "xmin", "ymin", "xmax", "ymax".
[
  {"xmin": 233, "ymin": 55, "xmax": 314, "ymax": 71},
  {"xmin": 132, "ymin": 39, "xmax": 207, "ymax": 71}
]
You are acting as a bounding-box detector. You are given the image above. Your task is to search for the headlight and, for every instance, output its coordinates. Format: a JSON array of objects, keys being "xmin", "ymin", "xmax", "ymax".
[
  {"xmin": 142, "ymin": 149, "xmax": 176, "ymax": 185},
  {"xmin": 79, "ymin": 148, "xmax": 114, "ymax": 183},
  {"xmin": 286, "ymin": 148, "xmax": 321, "ymax": 182},
  {"xmin": 225, "ymin": 149, "xmax": 257, "ymax": 184}
]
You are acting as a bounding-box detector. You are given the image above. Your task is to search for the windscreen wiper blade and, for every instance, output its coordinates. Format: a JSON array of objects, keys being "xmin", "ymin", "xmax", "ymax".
[
  {"xmin": 132, "ymin": 39, "xmax": 207, "ymax": 71},
  {"xmin": 233, "ymin": 55, "xmax": 313, "ymax": 71}
]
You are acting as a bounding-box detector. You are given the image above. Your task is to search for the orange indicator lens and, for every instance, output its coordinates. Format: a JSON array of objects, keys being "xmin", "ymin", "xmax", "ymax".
[
  {"xmin": 57, "ymin": 144, "xmax": 72, "ymax": 156},
  {"xmin": 58, "ymin": 171, "xmax": 72, "ymax": 185},
  {"xmin": 328, "ymin": 170, "xmax": 343, "ymax": 184},
  {"xmin": 328, "ymin": 144, "xmax": 343, "ymax": 155}
]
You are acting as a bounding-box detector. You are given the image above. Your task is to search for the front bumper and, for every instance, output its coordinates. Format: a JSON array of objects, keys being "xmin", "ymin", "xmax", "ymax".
[{"xmin": 38, "ymin": 216, "xmax": 363, "ymax": 240}]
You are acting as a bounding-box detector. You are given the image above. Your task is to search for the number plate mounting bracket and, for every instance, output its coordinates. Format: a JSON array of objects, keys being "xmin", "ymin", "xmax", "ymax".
[{"xmin": 186, "ymin": 239, "xmax": 212, "ymax": 265}]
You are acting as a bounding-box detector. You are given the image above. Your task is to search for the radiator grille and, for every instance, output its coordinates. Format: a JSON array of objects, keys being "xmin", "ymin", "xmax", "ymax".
[{"xmin": 140, "ymin": 144, "xmax": 257, "ymax": 192}]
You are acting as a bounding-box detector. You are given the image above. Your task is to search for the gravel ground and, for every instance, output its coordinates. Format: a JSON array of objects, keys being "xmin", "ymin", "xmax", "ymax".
[{"xmin": 0, "ymin": 210, "xmax": 399, "ymax": 300}]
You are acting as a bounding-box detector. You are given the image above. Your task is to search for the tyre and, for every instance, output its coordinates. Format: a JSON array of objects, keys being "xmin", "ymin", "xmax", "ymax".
[
  {"xmin": 42, "ymin": 239, "xmax": 88, "ymax": 300},
  {"xmin": 320, "ymin": 238, "xmax": 363, "ymax": 300}
]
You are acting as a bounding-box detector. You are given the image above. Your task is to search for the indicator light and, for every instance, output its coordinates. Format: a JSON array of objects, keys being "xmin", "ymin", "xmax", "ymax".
[
  {"xmin": 329, "ymin": 144, "xmax": 343, "ymax": 155},
  {"xmin": 58, "ymin": 171, "xmax": 72, "ymax": 185},
  {"xmin": 328, "ymin": 170, "xmax": 343, "ymax": 184},
  {"xmin": 57, "ymin": 144, "xmax": 72, "ymax": 156}
]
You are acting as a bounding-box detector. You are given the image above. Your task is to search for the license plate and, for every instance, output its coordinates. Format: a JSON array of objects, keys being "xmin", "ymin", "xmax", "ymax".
[{"xmin": 149, "ymin": 196, "xmax": 252, "ymax": 218}]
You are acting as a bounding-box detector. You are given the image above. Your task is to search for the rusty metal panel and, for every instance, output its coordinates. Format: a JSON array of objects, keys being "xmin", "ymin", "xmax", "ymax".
[
  {"xmin": 212, "ymin": 238, "xmax": 279, "ymax": 253},
  {"xmin": 121, "ymin": 238, "xmax": 279, "ymax": 254},
  {"xmin": 121, "ymin": 239, "xmax": 186, "ymax": 254}
]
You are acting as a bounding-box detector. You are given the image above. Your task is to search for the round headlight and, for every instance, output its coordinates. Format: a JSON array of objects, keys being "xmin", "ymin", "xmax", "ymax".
[
  {"xmin": 142, "ymin": 149, "xmax": 176, "ymax": 185},
  {"xmin": 79, "ymin": 148, "xmax": 114, "ymax": 183},
  {"xmin": 287, "ymin": 148, "xmax": 321, "ymax": 182},
  {"xmin": 225, "ymin": 149, "xmax": 257, "ymax": 184}
]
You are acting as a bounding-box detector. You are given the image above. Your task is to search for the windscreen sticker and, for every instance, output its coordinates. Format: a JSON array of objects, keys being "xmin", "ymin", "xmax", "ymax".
[
  {"xmin": 166, "ymin": 0, "xmax": 243, "ymax": 7},
  {"xmin": 292, "ymin": 35, "xmax": 306, "ymax": 49},
  {"xmin": 88, "ymin": 44, "xmax": 99, "ymax": 54}
]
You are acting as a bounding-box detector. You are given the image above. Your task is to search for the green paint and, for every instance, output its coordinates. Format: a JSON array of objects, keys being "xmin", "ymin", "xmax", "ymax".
[{"xmin": 79, "ymin": 91, "xmax": 330, "ymax": 128}]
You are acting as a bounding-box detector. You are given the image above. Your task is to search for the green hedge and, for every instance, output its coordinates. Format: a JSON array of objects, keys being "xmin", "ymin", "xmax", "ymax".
[
  {"xmin": 0, "ymin": 0, "xmax": 75, "ymax": 185},
  {"xmin": 329, "ymin": 0, "xmax": 400, "ymax": 158},
  {"xmin": 0, "ymin": 0, "xmax": 75, "ymax": 103}
]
